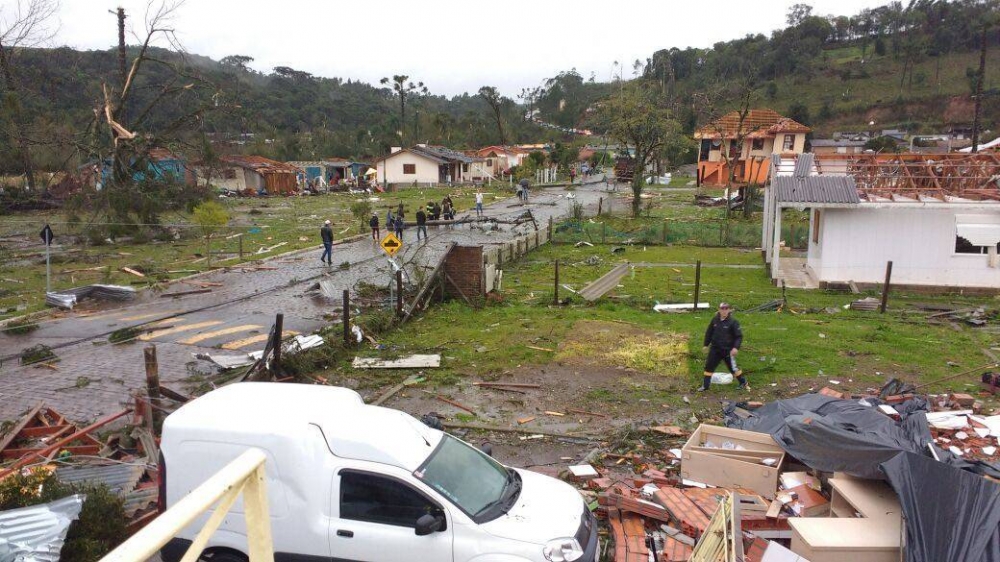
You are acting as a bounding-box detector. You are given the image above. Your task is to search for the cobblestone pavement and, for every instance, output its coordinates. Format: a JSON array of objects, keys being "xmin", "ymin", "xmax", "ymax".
[{"xmin": 0, "ymin": 181, "xmax": 608, "ymax": 422}]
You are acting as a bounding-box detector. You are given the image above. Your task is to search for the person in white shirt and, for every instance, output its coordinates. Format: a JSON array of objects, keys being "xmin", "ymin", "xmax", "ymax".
[{"xmin": 475, "ymin": 190, "xmax": 484, "ymax": 217}]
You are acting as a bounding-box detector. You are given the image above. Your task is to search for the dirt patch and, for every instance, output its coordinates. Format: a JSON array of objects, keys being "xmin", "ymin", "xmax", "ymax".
[
  {"xmin": 381, "ymin": 361, "xmax": 684, "ymax": 438},
  {"xmin": 554, "ymin": 319, "xmax": 688, "ymax": 375}
]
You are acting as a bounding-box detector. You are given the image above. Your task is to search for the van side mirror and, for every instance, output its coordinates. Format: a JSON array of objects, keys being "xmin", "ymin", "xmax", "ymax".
[{"xmin": 415, "ymin": 513, "xmax": 445, "ymax": 536}]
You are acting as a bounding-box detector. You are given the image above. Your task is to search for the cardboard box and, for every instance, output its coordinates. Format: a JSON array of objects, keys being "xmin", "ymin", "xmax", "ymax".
[{"xmin": 680, "ymin": 424, "xmax": 785, "ymax": 499}]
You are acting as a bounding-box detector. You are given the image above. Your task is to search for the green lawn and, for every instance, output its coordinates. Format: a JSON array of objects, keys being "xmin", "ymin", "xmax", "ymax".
[{"xmin": 340, "ymin": 239, "xmax": 999, "ymax": 414}]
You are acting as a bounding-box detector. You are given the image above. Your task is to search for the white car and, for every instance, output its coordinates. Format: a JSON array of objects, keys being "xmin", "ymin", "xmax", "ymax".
[{"xmin": 159, "ymin": 383, "xmax": 597, "ymax": 562}]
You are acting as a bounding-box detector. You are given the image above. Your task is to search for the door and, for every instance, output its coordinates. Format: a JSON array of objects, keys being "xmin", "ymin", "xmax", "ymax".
[{"xmin": 331, "ymin": 470, "xmax": 453, "ymax": 562}]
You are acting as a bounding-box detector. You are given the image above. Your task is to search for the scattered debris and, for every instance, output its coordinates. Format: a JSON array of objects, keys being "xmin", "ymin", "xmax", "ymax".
[
  {"xmin": 654, "ymin": 302, "xmax": 710, "ymax": 312},
  {"xmin": 0, "ymin": 494, "xmax": 85, "ymax": 562},
  {"xmin": 45, "ymin": 284, "xmax": 136, "ymax": 309},
  {"xmin": 578, "ymin": 263, "xmax": 630, "ymax": 302}
]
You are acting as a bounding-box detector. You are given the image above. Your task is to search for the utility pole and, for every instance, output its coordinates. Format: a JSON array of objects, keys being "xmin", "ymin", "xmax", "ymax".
[{"xmin": 971, "ymin": 25, "xmax": 987, "ymax": 153}]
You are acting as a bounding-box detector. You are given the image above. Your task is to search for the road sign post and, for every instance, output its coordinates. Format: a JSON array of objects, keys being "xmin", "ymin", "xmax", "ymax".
[{"xmin": 40, "ymin": 224, "xmax": 54, "ymax": 294}]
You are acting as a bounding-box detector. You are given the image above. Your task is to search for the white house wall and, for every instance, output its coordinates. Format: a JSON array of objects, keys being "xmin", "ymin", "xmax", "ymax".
[
  {"xmin": 811, "ymin": 207, "xmax": 1000, "ymax": 288},
  {"xmin": 377, "ymin": 153, "xmax": 440, "ymax": 186}
]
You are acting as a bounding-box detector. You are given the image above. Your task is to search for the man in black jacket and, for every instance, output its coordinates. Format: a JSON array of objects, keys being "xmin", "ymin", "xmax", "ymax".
[
  {"xmin": 698, "ymin": 302, "xmax": 749, "ymax": 391},
  {"xmin": 320, "ymin": 219, "xmax": 333, "ymax": 265}
]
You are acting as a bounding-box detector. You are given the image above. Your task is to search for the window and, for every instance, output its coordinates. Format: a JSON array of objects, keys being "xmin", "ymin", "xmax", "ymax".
[
  {"xmin": 728, "ymin": 141, "xmax": 740, "ymax": 158},
  {"xmin": 955, "ymin": 216, "xmax": 1000, "ymax": 255},
  {"xmin": 751, "ymin": 139, "xmax": 765, "ymax": 151},
  {"xmin": 403, "ymin": 164, "xmax": 416, "ymax": 175},
  {"xmin": 340, "ymin": 471, "xmax": 440, "ymax": 528},
  {"xmin": 415, "ymin": 435, "xmax": 511, "ymax": 521},
  {"xmin": 699, "ymin": 139, "xmax": 712, "ymax": 161},
  {"xmin": 812, "ymin": 210, "xmax": 821, "ymax": 244},
  {"xmin": 223, "ymin": 168, "xmax": 237, "ymax": 180},
  {"xmin": 782, "ymin": 135, "xmax": 795, "ymax": 151},
  {"xmin": 486, "ymin": 158, "xmax": 493, "ymax": 167},
  {"xmin": 462, "ymin": 164, "xmax": 469, "ymax": 173}
]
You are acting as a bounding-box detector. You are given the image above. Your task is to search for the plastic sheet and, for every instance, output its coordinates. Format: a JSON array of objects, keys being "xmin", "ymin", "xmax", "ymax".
[
  {"xmin": 0, "ymin": 494, "xmax": 85, "ymax": 562},
  {"xmin": 882, "ymin": 452, "xmax": 1000, "ymax": 562}
]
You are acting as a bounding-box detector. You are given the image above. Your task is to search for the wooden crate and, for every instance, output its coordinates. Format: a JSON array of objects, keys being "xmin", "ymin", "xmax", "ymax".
[{"xmin": 680, "ymin": 424, "xmax": 785, "ymax": 499}]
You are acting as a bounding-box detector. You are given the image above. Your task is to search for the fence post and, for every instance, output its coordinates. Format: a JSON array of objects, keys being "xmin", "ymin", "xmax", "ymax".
[
  {"xmin": 143, "ymin": 345, "xmax": 161, "ymax": 432},
  {"xmin": 396, "ymin": 270, "xmax": 403, "ymax": 317},
  {"xmin": 553, "ymin": 260, "xmax": 560, "ymax": 305},
  {"xmin": 548, "ymin": 216, "xmax": 554, "ymax": 243},
  {"xmin": 239, "ymin": 234, "xmax": 244, "ymax": 261},
  {"xmin": 880, "ymin": 261, "xmax": 893, "ymax": 314},
  {"xmin": 343, "ymin": 290, "xmax": 351, "ymax": 345},
  {"xmin": 693, "ymin": 260, "xmax": 702, "ymax": 310},
  {"xmin": 598, "ymin": 197, "xmax": 603, "ymax": 216},
  {"xmin": 272, "ymin": 313, "xmax": 283, "ymax": 368}
]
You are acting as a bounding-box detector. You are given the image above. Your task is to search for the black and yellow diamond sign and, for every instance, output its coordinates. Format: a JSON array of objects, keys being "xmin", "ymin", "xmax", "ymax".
[{"xmin": 380, "ymin": 233, "xmax": 403, "ymax": 257}]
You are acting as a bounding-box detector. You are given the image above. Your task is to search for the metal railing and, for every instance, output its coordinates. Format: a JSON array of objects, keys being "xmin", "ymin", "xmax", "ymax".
[{"xmin": 100, "ymin": 449, "xmax": 273, "ymax": 562}]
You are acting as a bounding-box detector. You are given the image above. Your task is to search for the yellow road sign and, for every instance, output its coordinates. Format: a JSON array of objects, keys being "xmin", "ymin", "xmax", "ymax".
[{"xmin": 380, "ymin": 233, "xmax": 403, "ymax": 257}]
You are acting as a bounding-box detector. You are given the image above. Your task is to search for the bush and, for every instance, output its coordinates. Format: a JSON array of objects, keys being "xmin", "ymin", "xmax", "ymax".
[{"xmin": 350, "ymin": 199, "xmax": 373, "ymax": 230}]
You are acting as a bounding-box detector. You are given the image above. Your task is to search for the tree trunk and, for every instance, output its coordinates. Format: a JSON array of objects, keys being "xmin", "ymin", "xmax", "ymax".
[
  {"xmin": 971, "ymin": 27, "xmax": 987, "ymax": 154},
  {"xmin": 117, "ymin": 8, "xmax": 127, "ymax": 90}
]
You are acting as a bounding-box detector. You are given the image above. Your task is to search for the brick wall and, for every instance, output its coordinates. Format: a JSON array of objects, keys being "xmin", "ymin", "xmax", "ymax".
[{"xmin": 444, "ymin": 246, "xmax": 484, "ymax": 300}]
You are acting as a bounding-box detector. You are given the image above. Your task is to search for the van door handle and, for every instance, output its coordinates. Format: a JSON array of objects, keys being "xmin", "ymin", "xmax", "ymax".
[{"xmin": 336, "ymin": 530, "xmax": 354, "ymax": 538}]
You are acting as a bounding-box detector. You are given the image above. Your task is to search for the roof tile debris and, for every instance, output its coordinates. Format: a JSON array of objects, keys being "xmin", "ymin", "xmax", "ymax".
[{"xmin": 696, "ymin": 108, "xmax": 811, "ymax": 138}]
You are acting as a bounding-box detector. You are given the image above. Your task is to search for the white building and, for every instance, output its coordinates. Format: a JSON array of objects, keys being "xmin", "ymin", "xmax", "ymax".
[
  {"xmin": 373, "ymin": 145, "xmax": 486, "ymax": 187},
  {"xmin": 764, "ymin": 153, "xmax": 1000, "ymax": 291}
]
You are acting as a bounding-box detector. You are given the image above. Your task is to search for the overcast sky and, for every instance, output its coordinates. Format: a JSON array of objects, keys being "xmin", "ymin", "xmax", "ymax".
[{"xmin": 28, "ymin": 0, "xmax": 884, "ymax": 97}]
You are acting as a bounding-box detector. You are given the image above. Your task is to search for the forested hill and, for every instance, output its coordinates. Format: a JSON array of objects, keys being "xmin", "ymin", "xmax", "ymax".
[
  {"xmin": 606, "ymin": 1, "xmax": 1000, "ymax": 136},
  {"xmin": 0, "ymin": 46, "xmax": 544, "ymax": 172},
  {"xmin": 1, "ymin": 0, "xmax": 998, "ymax": 175}
]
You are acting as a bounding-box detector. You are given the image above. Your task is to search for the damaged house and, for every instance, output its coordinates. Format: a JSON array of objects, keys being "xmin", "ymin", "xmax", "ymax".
[
  {"xmin": 695, "ymin": 109, "xmax": 810, "ymax": 187},
  {"xmin": 204, "ymin": 155, "xmax": 303, "ymax": 195},
  {"xmin": 373, "ymin": 145, "xmax": 486, "ymax": 187},
  {"xmin": 764, "ymin": 153, "xmax": 1000, "ymax": 291}
]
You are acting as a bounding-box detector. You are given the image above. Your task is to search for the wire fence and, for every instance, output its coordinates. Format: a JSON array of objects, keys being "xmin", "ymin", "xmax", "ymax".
[{"xmin": 551, "ymin": 218, "xmax": 810, "ymax": 249}]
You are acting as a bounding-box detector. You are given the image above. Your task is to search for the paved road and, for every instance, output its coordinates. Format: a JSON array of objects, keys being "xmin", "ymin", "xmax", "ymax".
[{"xmin": 0, "ymin": 182, "xmax": 607, "ymax": 422}]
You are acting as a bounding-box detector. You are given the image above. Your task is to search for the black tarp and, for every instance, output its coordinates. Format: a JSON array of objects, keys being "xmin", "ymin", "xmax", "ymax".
[
  {"xmin": 725, "ymin": 393, "xmax": 931, "ymax": 479},
  {"xmin": 882, "ymin": 452, "xmax": 1000, "ymax": 562}
]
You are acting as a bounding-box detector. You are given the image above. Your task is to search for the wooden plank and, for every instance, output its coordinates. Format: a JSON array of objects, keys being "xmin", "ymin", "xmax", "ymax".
[
  {"xmin": 577, "ymin": 263, "xmax": 630, "ymax": 302},
  {"xmin": 160, "ymin": 288, "xmax": 213, "ymax": 298},
  {"xmin": 352, "ymin": 354, "xmax": 441, "ymax": 369},
  {"xmin": 121, "ymin": 267, "xmax": 146, "ymax": 278},
  {"xmin": 2, "ymin": 444, "xmax": 100, "ymax": 460},
  {"xmin": 0, "ymin": 403, "xmax": 44, "ymax": 453}
]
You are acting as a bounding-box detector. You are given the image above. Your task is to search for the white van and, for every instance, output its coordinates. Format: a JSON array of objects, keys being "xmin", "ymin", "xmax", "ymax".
[{"xmin": 159, "ymin": 383, "xmax": 597, "ymax": 562}]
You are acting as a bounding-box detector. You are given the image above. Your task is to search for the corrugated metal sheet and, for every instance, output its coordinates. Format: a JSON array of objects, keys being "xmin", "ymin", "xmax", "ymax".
[
  {"xmin": 578, "ymin": 263, "xmax": 630, "ymax": 302},
  {"xmin": 0, "ymin": 494, "xmax": 84, "ymax": 562},
  {"xmin": 773, "ymin": 176, "xmax": 860, "ymax": 204},
  {"xmin": 122, "ymin": 487, "xmax": 158, "ymax": 518},
  {"xmin": 793, "ymin": 153, "xmax": 815, "ymax": 178},
  {"xmin": 54, "ymin": 463, "xmax": 145, "ymax": 496}
]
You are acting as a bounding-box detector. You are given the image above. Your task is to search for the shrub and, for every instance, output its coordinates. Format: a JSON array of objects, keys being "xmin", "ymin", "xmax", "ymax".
[
  {"xmin": 20, "ymin": 344, "xmax": 56, "ymax": 364},
  {"xmin": 5, "ymin": 317, "xmax": 39, "ymax": 335}
]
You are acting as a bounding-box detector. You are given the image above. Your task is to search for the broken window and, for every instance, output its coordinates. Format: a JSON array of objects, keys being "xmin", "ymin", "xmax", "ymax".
[
  {"xmin": 782, "ymin": 135, "xmax": 795, "ymax": 151},
  {"xmin": 339, "ymin": 471, "xmax": 438, "ymax": 528},
  {"xmin": 403, "ymin": 164, "xmax": 416, "ymax": 175}
]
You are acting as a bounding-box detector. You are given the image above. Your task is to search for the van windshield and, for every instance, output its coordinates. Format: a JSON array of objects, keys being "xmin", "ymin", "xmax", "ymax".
[{"xmin": 415, "ymin": 435, "xmax": 517, "ymax": 522}]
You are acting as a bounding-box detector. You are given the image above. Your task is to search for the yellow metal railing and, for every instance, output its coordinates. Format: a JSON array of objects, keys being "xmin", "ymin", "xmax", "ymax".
[{"xmin": 101, "ymin": 449, "xmax": 274, "ymax": 562}]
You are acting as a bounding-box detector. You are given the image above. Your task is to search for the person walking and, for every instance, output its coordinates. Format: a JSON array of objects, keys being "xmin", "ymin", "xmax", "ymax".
[
  {"xmin": 369, "ymin": 213, "xmax": 380, "ymax": 242},
  {"xmin": 519, "ymin": 178, "xmax": 530, "ymax": 202},
  {"xmin": 393, "ymin": 213, "xmax": 404, "ymax": 240},
  {"xmin": 475, "ymin": 189, "xmax": 484, "ymax": 217},
  {"xmin": 320, "ymin": 219, "xmax": 334, "ymax": 265},
  {"xmin": 569, "ymin": 167, "xmax": 576, "ymax": 185},
  {"xmin": 416, "ymin": 207, "xmax": 428, "ymax": 242},
  {"xmin": 697, "ymin": 302, "xmax": 749, "ymax": 392}
]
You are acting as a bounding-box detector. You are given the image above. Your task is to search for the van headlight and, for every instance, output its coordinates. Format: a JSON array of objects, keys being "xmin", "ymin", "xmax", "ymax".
[{"xmin": 543, "ymin": 538, "xmax": 584, "ymax": 562}]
